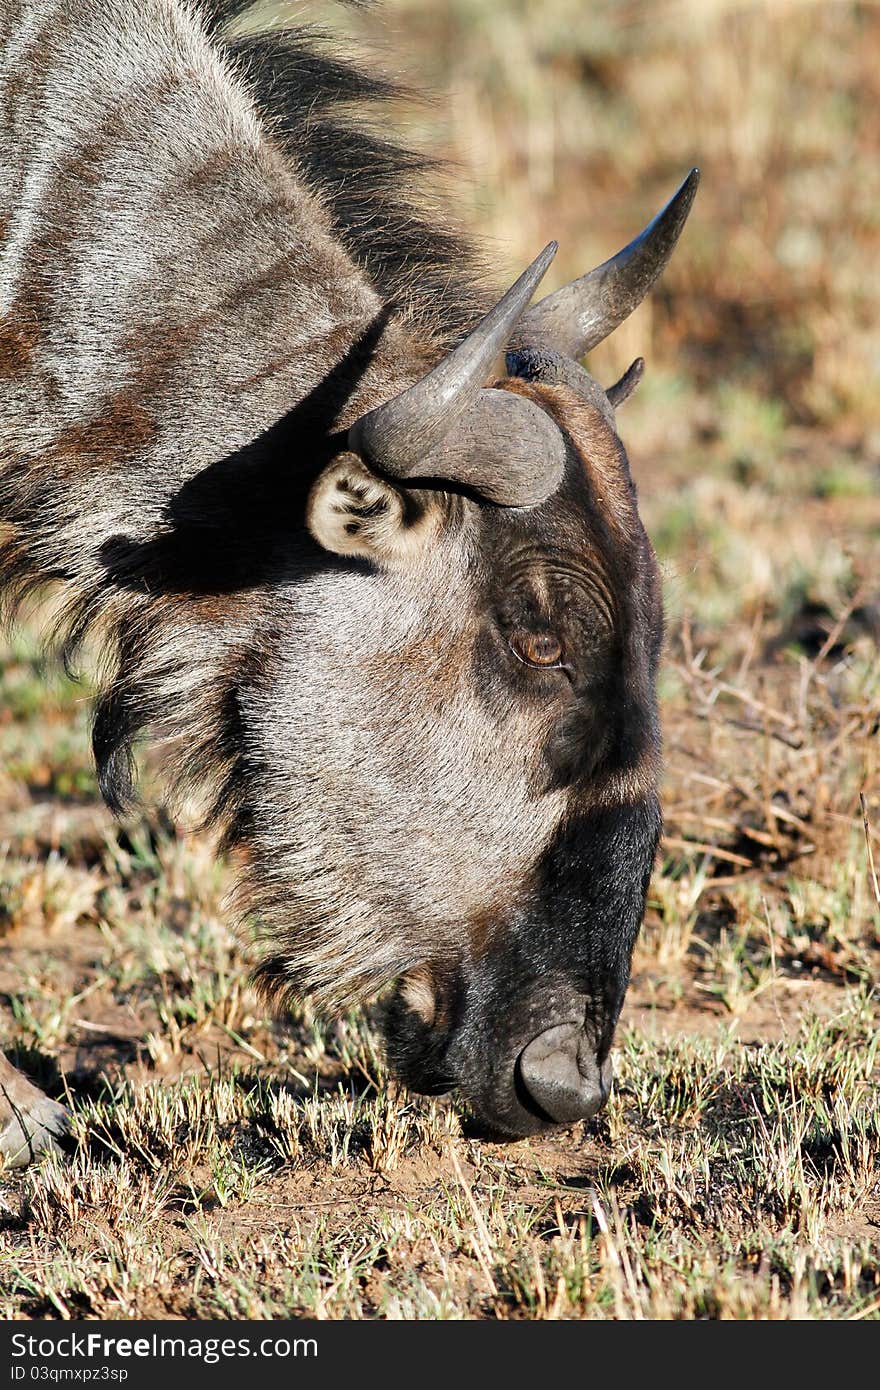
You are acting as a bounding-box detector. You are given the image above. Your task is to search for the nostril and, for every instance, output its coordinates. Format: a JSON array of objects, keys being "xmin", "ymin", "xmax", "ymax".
[{"xmin": 517, "ymin": 1022, "xmax": 609, "ymax": 1126}]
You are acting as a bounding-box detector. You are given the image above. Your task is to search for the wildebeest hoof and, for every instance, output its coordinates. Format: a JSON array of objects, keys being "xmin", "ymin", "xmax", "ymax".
[{"xmin": 0, "ymin": 1072, "xmax": 69, "ymax": 1170}]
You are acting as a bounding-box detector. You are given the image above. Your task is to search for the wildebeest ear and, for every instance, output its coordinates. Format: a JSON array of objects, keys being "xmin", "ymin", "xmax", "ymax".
[{"xmin": 307, "ymin": 455, "xmax": 440, "ymax": 564}]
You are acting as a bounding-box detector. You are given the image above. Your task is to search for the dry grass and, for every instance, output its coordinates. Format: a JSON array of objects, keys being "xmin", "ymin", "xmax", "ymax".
[{"xmin": 1, "ymin": 0, "xmax": 879, "ymax": 1320}]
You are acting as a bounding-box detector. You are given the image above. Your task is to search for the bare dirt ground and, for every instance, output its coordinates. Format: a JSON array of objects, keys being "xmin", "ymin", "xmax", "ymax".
[{"xmin": 1, "ymin": 0, "xmax": 879, "ymax": 1320}]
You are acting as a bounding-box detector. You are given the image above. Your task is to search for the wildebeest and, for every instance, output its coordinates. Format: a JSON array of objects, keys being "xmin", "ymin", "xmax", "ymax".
[{"xmin": 0, "ymin": 0, "xmax": 698, "ymax": 1166}]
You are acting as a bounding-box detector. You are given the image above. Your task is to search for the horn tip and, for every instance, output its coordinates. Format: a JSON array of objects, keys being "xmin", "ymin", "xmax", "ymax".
[
  {"xmin": 681, "ymin": 167, "xmax": 701, "ymax": 199},
  {"xmin": 661, "ymin": 167, "xmax": 700, "ymax": 226}
]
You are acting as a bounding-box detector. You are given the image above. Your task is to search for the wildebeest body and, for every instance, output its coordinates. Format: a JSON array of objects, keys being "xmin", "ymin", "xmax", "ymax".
[{"xmin": 0, "ymin": 0, "xmax": 696, "ymax": 1161}]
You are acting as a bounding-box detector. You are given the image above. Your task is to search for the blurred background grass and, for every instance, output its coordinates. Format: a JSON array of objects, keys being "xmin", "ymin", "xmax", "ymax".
[
  {"xmin": 235, "ymin": 0, "xmax": 876, "ymax": 435},
  {"xmin": 353, "ymin": 0, "xmax": 880, "ymax": 438}
]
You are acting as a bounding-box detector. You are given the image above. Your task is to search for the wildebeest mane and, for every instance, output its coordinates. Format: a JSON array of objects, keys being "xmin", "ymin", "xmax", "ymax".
[{"xmin": 200, "ymin": 1, "xmax": 488, "ymax": 346}]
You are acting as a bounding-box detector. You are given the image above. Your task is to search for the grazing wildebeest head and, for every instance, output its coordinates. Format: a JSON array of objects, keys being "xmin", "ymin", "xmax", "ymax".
[
  {"xmin": 258, "ymin": 180, "xmax": 696, "ymax": 1138},
  {"xmin": 0, "ymin": 0, "xmax": 698, "ymax": 1156}
]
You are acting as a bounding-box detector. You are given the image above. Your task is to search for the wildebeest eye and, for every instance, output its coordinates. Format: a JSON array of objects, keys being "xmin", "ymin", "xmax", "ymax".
[{"xmin": 509, "ymin": 630, "xmax": 565, "ymax": 669}]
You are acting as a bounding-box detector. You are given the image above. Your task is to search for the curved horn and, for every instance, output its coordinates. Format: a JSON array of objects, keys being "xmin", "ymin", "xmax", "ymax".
[
  {"xmin": 348, "ymin": 243, "xmax": 558, "ymax": 479},
  {"xmin": 510, "ymin": 168, "xmax": 700, "ymax": 361},
  {"xmin": 606, "ymin": 357, "xmax": 645, "ymax": 408}
]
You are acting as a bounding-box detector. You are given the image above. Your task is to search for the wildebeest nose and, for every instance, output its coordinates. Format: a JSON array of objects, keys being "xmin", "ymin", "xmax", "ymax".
[{"xmin": 517, "ymin": 1022, "xmax": 611, "ymax": 1125}]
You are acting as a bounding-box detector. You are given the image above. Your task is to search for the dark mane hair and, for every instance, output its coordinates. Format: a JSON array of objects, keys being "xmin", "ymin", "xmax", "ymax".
[{"xmin": 200, "ymin": 1, "xmax": 489, "ymax": 345}]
